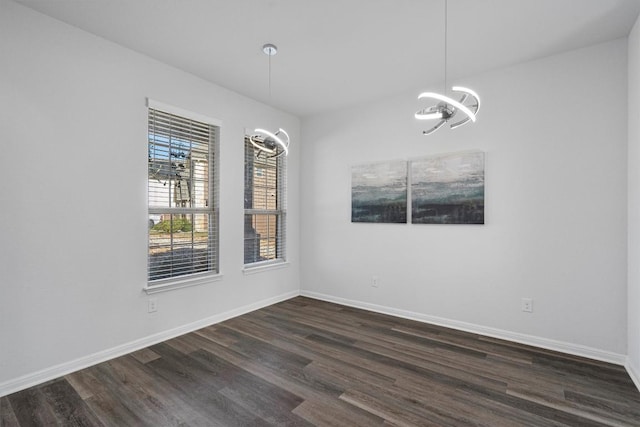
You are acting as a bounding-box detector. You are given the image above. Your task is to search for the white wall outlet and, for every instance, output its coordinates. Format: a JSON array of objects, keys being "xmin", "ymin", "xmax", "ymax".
[
  {"xmin": 521, "ymin": 298, "xmax": 533, "ymax": 313},
  {"xmin": 148, "ymin": 299, "xmax": 158, "ymax": 313},
  {"xmin": 372, "ymin": 276, "xmax": 379, "ymax": 288}
]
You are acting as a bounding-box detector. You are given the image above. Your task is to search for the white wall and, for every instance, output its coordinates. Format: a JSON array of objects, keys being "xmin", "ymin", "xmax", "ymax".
[
  {"xmin": 301, "ymin": 39, "xmax": 628, "ymax": 359},
  {"xmin": 628, "ymin": 14, "xmax": 640, "ymax": 381},
  {"xmin": 0, "ymin": 1, "xmax": 300, "ymax": 392}
]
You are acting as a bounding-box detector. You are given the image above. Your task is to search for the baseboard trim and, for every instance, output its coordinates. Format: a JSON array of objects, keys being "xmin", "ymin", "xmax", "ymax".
[
  {"xmin": 626, "ymin": 359, "xmax": 640, "ymax": 392},
  {"xmin": 3, "ymin": 289, "xmax": 633, "ymax": 397},
  {"xmin": 0, "ymin": 290, "xmax": 299, "ymax": 397},
  {"xmin": 300, "ymin": 290, "xmax": 627, "ymax": 366}
]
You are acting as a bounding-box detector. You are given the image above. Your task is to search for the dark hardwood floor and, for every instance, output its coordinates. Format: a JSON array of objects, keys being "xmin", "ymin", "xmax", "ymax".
[{"xmin": 2, "ymin": 296, "xmax": 640, "ymax": 426}]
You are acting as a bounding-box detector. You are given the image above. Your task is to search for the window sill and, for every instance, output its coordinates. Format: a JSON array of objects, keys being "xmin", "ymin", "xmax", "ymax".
[
  {"xmin": 144, "ymin": 273, "xmax": 223, "ymax": 294},
  {"xmin": 243, "ymin": 261, "xmax": 290, "ymax": 275}
]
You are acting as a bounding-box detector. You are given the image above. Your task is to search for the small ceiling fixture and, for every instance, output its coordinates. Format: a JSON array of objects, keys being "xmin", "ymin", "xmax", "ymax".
[
  {"xmin": 415, "ymin": 0, "xmax": 480, "ymax": 135},
  {"xmin": 249, "ymin": 43, "xmax": 290, "ymax": 158}
]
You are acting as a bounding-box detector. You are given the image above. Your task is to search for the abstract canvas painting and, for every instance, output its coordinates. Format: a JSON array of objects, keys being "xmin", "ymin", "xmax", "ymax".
[
  {"xmin": 411, "ymin": 151, "xmax": 484, "ymax": 224},
  {"xmin": 351, "ymin": 160, "xmax": 407, "ymax": 223}
]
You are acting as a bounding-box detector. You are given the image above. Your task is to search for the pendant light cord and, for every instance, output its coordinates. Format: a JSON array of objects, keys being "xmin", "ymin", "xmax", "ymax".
[
  {"xmin": 444, "ymin": 0, "xmax": 448, "ymax": 96},
  {"xmin": 268, "ymin": 49, "xmax": 272, "ymax": 100}
]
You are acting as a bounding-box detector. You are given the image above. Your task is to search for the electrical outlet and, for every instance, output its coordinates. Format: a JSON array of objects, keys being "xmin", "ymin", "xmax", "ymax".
[
  {"xmin": 148, "ymin": 299, "xmax": 158, "ymax": 313},
  {"xmin": 372, "ymin": 276, "xmax": 379, "ymax": 288},
  {"xmin": 521, "ymin": 298, "xmax": 533, "ymax": 313}
]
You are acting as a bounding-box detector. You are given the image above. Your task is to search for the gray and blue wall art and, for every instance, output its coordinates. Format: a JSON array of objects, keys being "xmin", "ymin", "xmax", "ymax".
[
  {"xmin": 351, "ymin": 160, "xmax": 407, "ymax": 223},
  {"xmin": 411, "ymin": 151, "xmax": 484, "ymax": 224}
]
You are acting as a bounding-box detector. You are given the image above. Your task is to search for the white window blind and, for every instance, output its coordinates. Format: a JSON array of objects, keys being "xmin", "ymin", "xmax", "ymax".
[
  {"xmin": 148, "ymin": 107, "xmax": 219, "ymax": 283},
  {"xmin": 244, "ymin": 137, "xmax": 286, "ymax": 265}
]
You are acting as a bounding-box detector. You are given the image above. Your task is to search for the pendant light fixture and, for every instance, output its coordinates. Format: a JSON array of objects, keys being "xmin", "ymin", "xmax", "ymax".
[
  {"xmin": 415, "ymin": 0, "xmax": 480, "ymax": 135},
  {"xmin": 249, "ymin": 43, "xmax": 290, "ymax": 158}
]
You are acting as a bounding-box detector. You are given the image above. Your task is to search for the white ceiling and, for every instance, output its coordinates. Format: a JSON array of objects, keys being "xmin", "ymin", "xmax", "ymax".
[{"xmin": 15, "ymin": 0, "xmax": 640, "ymax": 117}]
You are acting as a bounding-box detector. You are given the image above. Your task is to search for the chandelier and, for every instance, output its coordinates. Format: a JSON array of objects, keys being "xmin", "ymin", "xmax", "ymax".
[
  {"xmin": 415, "ymin": 0, "xmax": 481, "ymax": 135},
  {"xmin": 249, "ymin": 43, "xmax": 290, "ymax": 158}
]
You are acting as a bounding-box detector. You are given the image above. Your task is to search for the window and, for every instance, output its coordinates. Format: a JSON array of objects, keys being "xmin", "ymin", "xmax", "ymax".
[
  {"xmin": 147, "ymin": 103, "xmax": 219, "ymax": 286},
  {"xmin": 244, "ymin": 137, "xmax": 286, "ymax": 266}
]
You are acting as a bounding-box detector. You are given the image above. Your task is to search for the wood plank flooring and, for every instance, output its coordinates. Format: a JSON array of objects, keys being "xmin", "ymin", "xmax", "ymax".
[{"xmin": 2, "ymin": 296, "xmax": 640, "ymax": 426}]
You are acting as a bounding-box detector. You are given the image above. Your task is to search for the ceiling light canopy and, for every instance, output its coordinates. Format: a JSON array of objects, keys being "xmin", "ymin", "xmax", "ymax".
[
  {"xmin": 250, "ymin": 43, "xmax": 290, "ymax": 158},
  {"xmin": 416, "ymin": 0, "xmax": 481, "ymax": 135}
]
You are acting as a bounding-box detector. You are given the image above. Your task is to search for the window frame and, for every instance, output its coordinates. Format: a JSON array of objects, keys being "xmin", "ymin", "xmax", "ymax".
[
  {"xmin": 243, "ymin": 134, "xmax": 288, "ymax": 273},
  {"xmin": 144, "ymin": 100, "xmax": 222, "ymax": 294}
]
